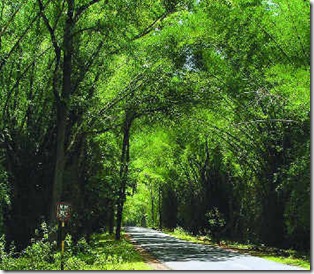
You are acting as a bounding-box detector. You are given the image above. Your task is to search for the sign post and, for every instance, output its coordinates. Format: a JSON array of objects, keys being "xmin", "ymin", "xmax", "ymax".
[
  {"xmin": 56, "ymin": 202, "xmax": 71, "ymax": 271},
  {"xmin": 61, "ymin": 221, "xmax": 65, "ymax": 270}
]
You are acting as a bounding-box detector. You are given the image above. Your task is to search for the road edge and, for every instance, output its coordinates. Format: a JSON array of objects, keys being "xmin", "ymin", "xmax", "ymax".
[{"xmin": 124, "ymin": 233, "xmax": 171, "ymax": 270}]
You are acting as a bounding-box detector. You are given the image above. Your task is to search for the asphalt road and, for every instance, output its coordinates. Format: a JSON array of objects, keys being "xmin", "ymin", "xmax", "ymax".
[{"xmin": 125, "ymin": 226, "xmax": 305, "ymax": 271}]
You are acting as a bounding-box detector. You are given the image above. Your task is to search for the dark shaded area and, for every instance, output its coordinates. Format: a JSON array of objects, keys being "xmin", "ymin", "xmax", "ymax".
[
  {"xmin": 3, "ymin": 130, "xmax": 55, "ymax": 250},
  {"xmin": 3, "ymin": 131, "xmax": 117, "ymax": 250},
  {"xmin": 161, "ymin": 184, "xmax": 177, "ymax": 230}
]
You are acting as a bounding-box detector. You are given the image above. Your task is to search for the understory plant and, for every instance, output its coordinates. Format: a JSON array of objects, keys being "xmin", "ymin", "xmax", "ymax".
[{"xmin": 0, "ymin": 224, "xmax": 150, "ymax": 270}]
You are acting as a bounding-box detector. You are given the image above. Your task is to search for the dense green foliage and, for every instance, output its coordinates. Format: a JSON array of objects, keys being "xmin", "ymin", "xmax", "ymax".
[
  {"xmin": 123, "ymin": 0, "xmax": 310, "ymax": 250},
  {"xmin": 0, "ymin": 0, "xmax": 310, "ymax": 265}
]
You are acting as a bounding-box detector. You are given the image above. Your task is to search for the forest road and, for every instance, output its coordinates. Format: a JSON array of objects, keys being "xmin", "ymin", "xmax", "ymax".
[{"xmin": 124, "ymin": 226, "xmax": 305, "ymax": 271}]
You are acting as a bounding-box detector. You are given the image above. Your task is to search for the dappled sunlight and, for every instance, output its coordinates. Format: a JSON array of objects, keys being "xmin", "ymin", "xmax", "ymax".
[
  {"xmin": 125, "ymin": 227, "xmax": 304, "ymax": 270},
  {"xmin": 126, "ymin": 227, "xmax": 245, "ymax": 262}
]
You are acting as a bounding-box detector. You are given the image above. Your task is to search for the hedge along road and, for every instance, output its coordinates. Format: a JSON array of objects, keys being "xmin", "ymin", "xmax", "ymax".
[{"xmin": 124, "ymin": 227, "xmax": 304, "ymax": 271}]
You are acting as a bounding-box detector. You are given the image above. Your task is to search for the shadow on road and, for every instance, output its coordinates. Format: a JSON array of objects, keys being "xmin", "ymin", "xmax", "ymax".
[{"xmin": 125, "ymin": 226, "xmax": 245, "ymax": 263}]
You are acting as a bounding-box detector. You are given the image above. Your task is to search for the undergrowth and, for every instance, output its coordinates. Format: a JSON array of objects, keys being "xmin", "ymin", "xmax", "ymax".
[{"xmin": 0, "ymin": 223, "xmax": 151, "ymax": 270}]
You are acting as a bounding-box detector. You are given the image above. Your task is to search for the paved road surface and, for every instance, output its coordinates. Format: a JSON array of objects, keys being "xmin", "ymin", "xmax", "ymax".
[{"xmin": 125, "ymin": 227, "xmax": 305, "ymax": 271}]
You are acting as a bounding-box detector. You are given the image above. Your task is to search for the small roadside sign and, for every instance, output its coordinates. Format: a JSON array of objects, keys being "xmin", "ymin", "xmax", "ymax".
[{"xmin": 56, "ymin": 202, "xmax": 71, "ymax": 222}]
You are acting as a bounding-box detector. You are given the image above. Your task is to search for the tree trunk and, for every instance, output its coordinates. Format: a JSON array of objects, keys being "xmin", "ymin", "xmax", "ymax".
[
  {"xmin": 50, "ymin": 0, "xmax": 74, "ymax": 223},
  {"xmin": 150, "ymin": 182, "xmax": 155, "ymax": 227},
  {"xmin": 115, "ymin": 199, "xmax": 123, "ymax": 240},
  {"xmin": 158, "ymin": 186, "xmax": 162, "ymax": 230},
  {"xmin": 115, "ymin": 114, "xmax": 133, "ymax": 240},
  {"xmin": 50, "ymin": 105, "xmax": 67, "ymax": 221},
  {"xmin": 108, "ymin": 202, "xmax": 114, "ymax": 234}
]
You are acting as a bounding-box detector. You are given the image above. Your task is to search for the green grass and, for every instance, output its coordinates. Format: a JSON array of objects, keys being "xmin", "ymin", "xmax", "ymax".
[
  {"xmin": 164, "ymin": 227, "xmax": 310, "ymax": 270},
  {"xmin": 74, "ymin": 232, "xmax": 153, "ymax": 270},
  {"xmin": 261, "ymin": 255, "xmax": 309, "ymax": 269}
]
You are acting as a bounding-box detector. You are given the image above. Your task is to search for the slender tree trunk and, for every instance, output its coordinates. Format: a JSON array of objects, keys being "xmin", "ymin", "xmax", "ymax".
[
  {"xmin": 108, "ymin": 202, "xmax": 114, "ymax": 234},
  {"xmin": 158, "ymin": 186, "xmax": 162, "ymax": 230},
  {"xmin": 149, "ymin": 182, "xmax": 155, "ymax": 227}
]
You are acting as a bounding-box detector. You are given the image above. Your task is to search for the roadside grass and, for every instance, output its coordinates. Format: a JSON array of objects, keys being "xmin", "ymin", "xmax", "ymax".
[
  {"xmin": 163, "ymin": 227, "xmax": 310, "ymax": 270},
  {"xmin": 76, "ymin": 232, "xmax": 153, "ymax": 270},
  {"xmin": 0, "ymin": 233, "xmax": 152, "ymax": 270},
  {"xmin": 260, "ymin": 255, "xmax": 309, "ymax": 269}
]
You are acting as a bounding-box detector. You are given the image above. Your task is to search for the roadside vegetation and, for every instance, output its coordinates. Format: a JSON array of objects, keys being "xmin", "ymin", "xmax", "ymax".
[
  {"xmin": 164, "ymin": 227, "xmax": 310, "ymax": 270},
  {"xmin": 0, "ymin": 224, "xmax": 151, "ymax": 271}
]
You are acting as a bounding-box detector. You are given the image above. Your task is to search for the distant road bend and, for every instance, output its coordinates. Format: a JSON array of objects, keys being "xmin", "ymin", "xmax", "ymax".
[{"xmin": 125, "ymin": 227, "xmax": 304, "ymax": 271}]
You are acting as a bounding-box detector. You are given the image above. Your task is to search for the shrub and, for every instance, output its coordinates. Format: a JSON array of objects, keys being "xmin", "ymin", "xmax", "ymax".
[
  {"xmin": 205, "ymin": 207, "xmax": 226, "ymax": 242},
  {"xmin": 65, "ymin": 256, "xmax": 87, "ymax": 270},
  {"xmin": 0, "ymin": 222, "xmax": 59, "ymax": 270}
]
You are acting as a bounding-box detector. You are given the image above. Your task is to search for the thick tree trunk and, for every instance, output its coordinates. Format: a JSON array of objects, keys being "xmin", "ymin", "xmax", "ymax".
[
  {"xmin": 50, "ymin": 105, "xmax": 67, "ymax": 221},
  {"xmin": 50, "ymin": 0, "xmax": 74, "ymax": 223},
  {"xmin": 115, "ymin": 114, "xmax": 133, "ymax": 240},
  {"xmin": 115, "ymin": 200, "xmax": 123, "ymax": 240}
]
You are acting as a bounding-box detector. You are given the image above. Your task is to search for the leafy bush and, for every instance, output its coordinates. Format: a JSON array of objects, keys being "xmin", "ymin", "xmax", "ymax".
[
  {"xmin": 74, "ymin": 237, "xmax": 91, "ymax": 254},
  {"xmin": 205, "ymin": 207, "xmax": 226, "ymax": 241},
  {"xmin": 65, "ymin": 256, "xmax": 87, "ymax": 270},
  {"xmin": 0, "ymin": 222, "xmax": 59, "ymax": 270}
]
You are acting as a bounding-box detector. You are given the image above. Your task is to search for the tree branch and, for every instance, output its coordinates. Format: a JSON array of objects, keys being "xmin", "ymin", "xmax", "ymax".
[
  {"xmin": 2, "ymin": 46, "xmax": 52, "ymax": 122},
  {"xmin": 132, "ymin": 11, "xmax": 168, "ymax": 40},
  {"xmin": 38, "ymin": 0, "xmax": 61, "ymax": 58},
  {"xmin": 37, "ymin": 0, "xmax": 62, "ymax": 102},
  {"xmin": 0, "ymin": 2, "xmax": 25, "ymax": 38},
  {"xmin": 0, "ymin": 7, "xmax": 45, "ymax": 71},
  {"xmin": 72, "ymin": 40, "xmax": 104, "ymax": 93}
]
